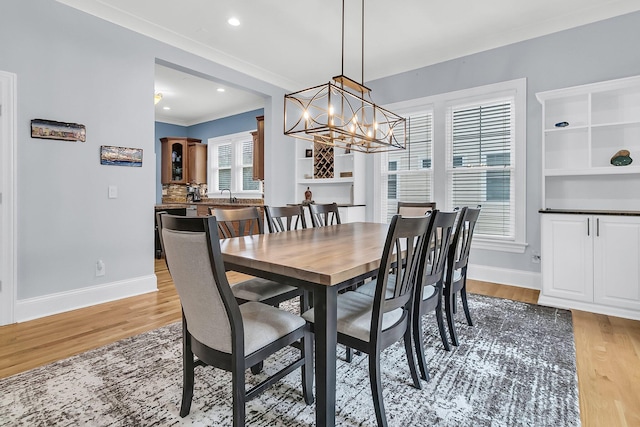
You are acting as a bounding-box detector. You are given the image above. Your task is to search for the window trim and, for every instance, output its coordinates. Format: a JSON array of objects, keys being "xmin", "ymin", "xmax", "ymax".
[
  {"xmin": 375, "ymin": 78, "xmax": 527, "ymax": 253},
  {"xmin": 207, "ymin": 131, "xmax": 263, "ymax": 198}
]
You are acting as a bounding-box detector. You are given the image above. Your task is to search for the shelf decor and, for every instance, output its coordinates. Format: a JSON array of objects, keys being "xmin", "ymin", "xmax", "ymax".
[
  {"xmin": 611, "ymin": 149, "xmax": 633, "ymax": 166},
  {"xmin": 31, "ymin": 119, "xmax": 86, "ymax": 142},
  {"xmin": 283, "ymin": 0, "xmax": 406, "ymax": 154}
]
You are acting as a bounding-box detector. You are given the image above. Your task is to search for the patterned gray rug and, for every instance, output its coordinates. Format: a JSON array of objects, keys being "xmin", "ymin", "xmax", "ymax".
[{"xmin": 0, "ymin": 294, "xmax": 580, "ymax": 426}]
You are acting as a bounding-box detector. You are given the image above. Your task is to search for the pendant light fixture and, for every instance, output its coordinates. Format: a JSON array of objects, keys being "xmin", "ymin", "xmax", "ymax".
[{"xmin": 284, "ymin": 0, "xmax": 406, "ymax": 154}]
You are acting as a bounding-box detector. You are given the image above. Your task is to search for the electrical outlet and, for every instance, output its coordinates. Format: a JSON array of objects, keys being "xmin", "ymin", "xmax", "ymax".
[
  {"xmin": 96, "ymin": 259, "xmax": 106, "ymax": 276},
  {"xmin": 531, "ymin": 251, "xmax": 541, "ymax": 264}
]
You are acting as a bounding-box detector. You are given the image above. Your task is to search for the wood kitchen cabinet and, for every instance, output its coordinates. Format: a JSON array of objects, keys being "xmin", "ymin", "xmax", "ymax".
[
  {"xmin": 251, "ymin": 115, "xmax": 264, "ymax": 181},
  {"xmin": 160, "ymin": 137, "xmax": 206, "ymax": 184}
]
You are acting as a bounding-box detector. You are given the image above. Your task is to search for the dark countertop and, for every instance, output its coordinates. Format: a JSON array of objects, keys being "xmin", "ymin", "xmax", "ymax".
[
  {"xmin": 539, "ymin": 209, "xmax": 640, "ymax": 216},
  {"xmin": 287, "ymin": 203, "xmax": 366, "ymax": 208}
]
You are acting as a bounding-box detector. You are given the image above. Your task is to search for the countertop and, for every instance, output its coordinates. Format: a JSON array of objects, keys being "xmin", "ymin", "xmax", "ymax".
[{"xmin": 539, "ymin": 209, "xmax": 640, "ymax": 216}]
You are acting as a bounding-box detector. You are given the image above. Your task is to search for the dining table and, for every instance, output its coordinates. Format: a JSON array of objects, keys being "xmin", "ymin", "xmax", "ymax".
[{"xmin": 219, "ymin": 221, "xmax": 390, "ymax": 427}]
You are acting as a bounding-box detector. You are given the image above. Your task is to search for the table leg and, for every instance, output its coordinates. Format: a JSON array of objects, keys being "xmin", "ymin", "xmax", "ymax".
[{"xmin": 314, "ymin": 286, "xmax": 338, "ymax": 427}]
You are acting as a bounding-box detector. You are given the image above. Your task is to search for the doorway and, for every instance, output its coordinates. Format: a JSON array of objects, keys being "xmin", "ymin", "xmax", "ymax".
[{"xmin": 0, "ymin": 70, "xmax": 17, "ymax": 326}]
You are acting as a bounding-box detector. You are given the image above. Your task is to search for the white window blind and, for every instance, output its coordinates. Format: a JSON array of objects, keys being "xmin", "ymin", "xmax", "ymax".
[
  {"xmin": 380, "ymin": 112, "xmax": 433, "ymax": 222},
  {"xmin": 447, "ymin": 99, "xmax": 515, "ymax": 239}
]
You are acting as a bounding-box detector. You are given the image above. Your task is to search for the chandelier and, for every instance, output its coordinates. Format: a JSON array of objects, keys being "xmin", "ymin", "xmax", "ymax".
[{"xmin": 283, "ymin": 0, "xmax": 406, "ymax": 154}]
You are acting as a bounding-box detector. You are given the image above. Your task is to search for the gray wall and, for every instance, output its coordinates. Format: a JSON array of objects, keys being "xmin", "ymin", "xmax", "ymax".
[
  {"xmin": 367, "ymin": 11, "xmax": 640, "ymax": 276},
  {"xmin": 0, "ymin": 0, "xmax": 290, "ymax": 309}
]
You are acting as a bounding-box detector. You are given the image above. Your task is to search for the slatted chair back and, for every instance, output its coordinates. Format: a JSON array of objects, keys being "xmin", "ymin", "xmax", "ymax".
[
  {"xmin": 308, "ymin": 202, "xmax": 341, "ymax": 227},
  {"xmin": 397, "ymin": 201, "xmax": 437, "ymax": 217},
  {"xmin": 265, "ymin": 205, "xmax": 307, "ymax": 233},
  {"xmin": 422, "ymin": 210, "xmax": 458, "ymax": 289},
  {"xmin": 210, "ymin": 206, "xmax": 265, "ymax": 238},
  {"xmin": 450, "ymin": 207, "xmax": 481, "ymax": 273}
]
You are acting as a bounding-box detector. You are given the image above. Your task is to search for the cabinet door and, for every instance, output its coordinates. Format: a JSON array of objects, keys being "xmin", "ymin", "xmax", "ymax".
[
  {"xmin": 252, "ymin": 116, "xmax": 264, "ymax": 181},
  {"xmin": 161, "ymin": 139, "xmax": 188, "ymax": 184},
  {"xmin": 593, "ymin": 216, "xmax": 640, "ymax": 310},
  {"xmin": 541, "ymin": 214, "xmax": 594, "ymax": 302},
  {"xmin": 187, "ymin": 143, "xmax": 207, "ymax": 184}
]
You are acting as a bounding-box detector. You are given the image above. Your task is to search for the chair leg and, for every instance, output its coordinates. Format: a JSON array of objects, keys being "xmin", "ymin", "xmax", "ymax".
[
  {"xmin": 412, "ymin": 305, "xmax": 430, "ymax": 382},
  {"xmin": 460, "ymin": 286, "xmax": 474, "ymax": 326},
  {"xmin": 369, "ymin": 352, "xmax": 388, "ymax": 427},
  {"xmin": 250, "ymin": 361, "xmax": 263, "ymax": 375},
  {"xmin": 435, "ymin": 299, "xmax": 451, "ymax": 352},
  {"xmin": 232, "ymin": 363, "xmax": 246, "ymax": 427},
  {"xmin": 345, "ymin": 346, "xmax": 353, "ymax": 363},
  {"xmin": 403, "ymin": 326, "xmax": 422, "ymax": 390},
  {"xmin": 180, "ymin": 339, "xmax": 195, "ymax": 417},
  {"xmin": 302, "ymin": 331, "xmax": 314, "ymax": 405},
  {"xmin": 444, "ymin": 291, "xmax": 459, "ymax": 347}
]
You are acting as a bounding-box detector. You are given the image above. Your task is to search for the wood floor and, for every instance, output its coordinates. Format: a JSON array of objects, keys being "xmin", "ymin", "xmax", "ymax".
[{"xmin": 1, "ymin": 259, "xmax": 639, "ymax": 426}]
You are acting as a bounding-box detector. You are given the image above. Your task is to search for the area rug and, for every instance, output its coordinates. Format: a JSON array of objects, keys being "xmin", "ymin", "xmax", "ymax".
[{"xmin": 0, "ymin": 294, "xmax": 580, "ymax": 426}]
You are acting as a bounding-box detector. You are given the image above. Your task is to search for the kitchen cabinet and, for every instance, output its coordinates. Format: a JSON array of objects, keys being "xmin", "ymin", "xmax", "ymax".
[
  {"xmin": 540, "ymin": 212, "xmax": 640, "ymax": 319},
  {"xmin": 251, "ymin": 115, "xmax": 264, "ymax": 181},
  {"xmin": 160, "ymin": 137, "xmax": 205, "ymax": 184}
]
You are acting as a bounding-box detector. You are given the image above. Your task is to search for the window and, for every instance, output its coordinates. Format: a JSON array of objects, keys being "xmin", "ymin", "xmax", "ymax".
[
  {"xmin": 379, "ymin": 113, "xmax": 433, "ymax": 222},
  {"xmin": 208, "ymin": 131, "xmax": 261, "ymax": 195},
  {"xmin": 375, "ymin": 78, "xmax": 526, "ymax": 253},
  {"xmin": 447, "ymin": 99, "xmax": 515, "ymax": 239}
]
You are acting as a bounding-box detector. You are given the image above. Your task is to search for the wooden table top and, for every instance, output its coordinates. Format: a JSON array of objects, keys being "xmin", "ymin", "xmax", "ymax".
[{"xmin": 220, "ymin": 222, "xmax": 389, "ymax": 287}]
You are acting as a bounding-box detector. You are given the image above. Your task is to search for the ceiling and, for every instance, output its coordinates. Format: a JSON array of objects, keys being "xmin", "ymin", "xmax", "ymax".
[{"xmin": 59, "ymin": 0, "xmax": 640, "ymax": 126}]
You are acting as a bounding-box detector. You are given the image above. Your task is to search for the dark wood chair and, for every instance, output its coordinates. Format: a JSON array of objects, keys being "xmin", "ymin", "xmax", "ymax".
[
  {"xmin": 303, "ymin": 214, "xmax": 430, "ymax": 427},
  {"xmin": 397, "ymin": 201, "xmax": 437, "ymax": 217},
  {"xmin": 210, "ymin": 206, "xmax": 302, "ymax": 308},
  {"xmin": 412, "ymin": 210, "xmax": 458, "ymax": 381},
  {"xmin": 210, "ymin": 206, "xmax": 265, "ymax": 238},
  {"xmin": 444, "ymin": 206, "xmax": 481, "ymax": 346},
  {"xmin": 160, "ymin": 215, "xmax": 313, "ymax": 426},
  {"xmin": 308, "ymin": 202, "xmax": 341, "ymax": 227},
  {"xmin": 265, "ymin": 205, "xmax": 307, "ymax": 233}
]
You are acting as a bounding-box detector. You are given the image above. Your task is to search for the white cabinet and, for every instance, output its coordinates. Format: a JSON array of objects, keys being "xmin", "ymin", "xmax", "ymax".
[
  {"xmin": 540, "ymin": 213, "xmax": 640, "ymax": 319},
  {"xmin": 537, "ymin": 75, "xmax": 640, "ymax": 321},
  {"xmin": 295, "ymin": 139, "xmax": 365, "ymax": 206},
  {"xmin": 536, "ymin": 75, "xmax": 640, "ymax": 211}
]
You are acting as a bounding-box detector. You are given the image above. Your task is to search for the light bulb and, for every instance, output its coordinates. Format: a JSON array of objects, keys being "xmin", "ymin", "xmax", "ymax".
[
  {"xmin": 329, "ymin": 105, "xmax": 334, "ymax": 116},
  {"xmin": 303, "ymin": 111, "xmax": 309, "ymax": 120}
]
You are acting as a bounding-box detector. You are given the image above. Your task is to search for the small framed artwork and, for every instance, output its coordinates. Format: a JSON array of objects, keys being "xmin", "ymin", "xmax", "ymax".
[
  {"xmin": 31, "ymin": 119, "xmax": 86, "ymax": 142},
  {"xmin": 100, "ymin": 145, "xmax": 143, "ymax": 167},
  {"xmin": 305, "ymin": 149, "xmax": 313, "ymax": 158}
]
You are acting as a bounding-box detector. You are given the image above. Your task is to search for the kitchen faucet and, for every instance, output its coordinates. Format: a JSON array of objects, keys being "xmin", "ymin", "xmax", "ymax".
[{"xmin": 221, "ymin": 188, "xmax": 235, "ymax": 203}]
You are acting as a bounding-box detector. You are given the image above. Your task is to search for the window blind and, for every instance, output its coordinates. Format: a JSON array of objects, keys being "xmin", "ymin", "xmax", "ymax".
[
  {"xmin": 447, "ymin": 100, "xmax": 515, "ymax": 238},
  {"xmin": 381, "ymin": 113, "xmax": 433, "ymax": 222}
]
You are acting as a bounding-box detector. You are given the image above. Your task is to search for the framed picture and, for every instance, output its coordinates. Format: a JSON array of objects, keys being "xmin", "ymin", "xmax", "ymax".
[
  {"xmin": 305, "ymin": 149, "xmax": 313, "ymax": 158},
  {"xmin": 100, "ymin": 145, "xmax": 143, "ymax": 167},
  {"xmin": 31, "ymin": 119, "xmax": 86, "ymax": 142}
]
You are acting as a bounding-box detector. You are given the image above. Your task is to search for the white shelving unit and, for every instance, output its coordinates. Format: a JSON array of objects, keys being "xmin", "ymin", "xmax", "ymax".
[
  {"xmin": 536, "ymin": 75, "xmax": 640, "ymax": 321},
  {"xmin": 537, "ymin": 75, "xmax": 640, "ymax": 211},
  {"xmin": 294, "ymin": 139, "xmax": 366, "ymax": 207}
]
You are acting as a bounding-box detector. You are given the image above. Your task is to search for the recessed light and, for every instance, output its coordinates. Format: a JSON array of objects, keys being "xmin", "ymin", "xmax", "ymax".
[
  {"xmin": 163, "ymin": 106, "xmax": 171, "ymax": 110},
  {"xmin": 217, "ymin": 88, "xmax": 225, "ymax": 93},
  {"xmin": 228, "ymin": 17, "xmax": 240, "ymax": 27}
]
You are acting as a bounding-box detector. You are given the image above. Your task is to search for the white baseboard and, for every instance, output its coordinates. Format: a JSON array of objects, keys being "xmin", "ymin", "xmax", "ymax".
[
  {"xmin": 468, "ymin": 263, "xmax": 541, "ymax": 290},
  {"xmin": 537, "ymin": 295, "xmax": 640, "ymax": 321},
  {"xmin": 15, "ymin": 275, "xmax": 158, "ymax": 322}
]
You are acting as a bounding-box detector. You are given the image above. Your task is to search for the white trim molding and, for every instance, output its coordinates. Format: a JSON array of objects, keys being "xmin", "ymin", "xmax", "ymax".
[
  {"xmin": 468, "ymin": 263, "xmax": 541, "ymax": 290},
  {"xmin": 14, "ymin": 275, "xmax": 158, "ymax": 323},
  {"xmin": 537, "ymin": 295, "xmax": 640, "ymax": 322},
  {"xmin": 0, "ymin": 70, "xmax": 17, "ymax": 326}
]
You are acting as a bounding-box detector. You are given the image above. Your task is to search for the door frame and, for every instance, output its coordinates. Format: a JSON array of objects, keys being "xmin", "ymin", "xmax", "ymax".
[{"xmin": 0, "ymin": 70, "xmax": 17, "ymax": 326}]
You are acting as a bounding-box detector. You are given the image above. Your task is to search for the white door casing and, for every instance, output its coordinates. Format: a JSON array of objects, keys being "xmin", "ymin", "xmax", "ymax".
[{"xmin": 0, "ymin": 70, "xmax": 17, "ymax": 326}]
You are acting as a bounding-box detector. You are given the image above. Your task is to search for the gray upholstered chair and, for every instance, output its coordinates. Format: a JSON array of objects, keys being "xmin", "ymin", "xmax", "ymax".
[
  {"xmin": 411, "ymin": 210, "xmax": 458, "ymax": 381},
  {"xmin": 160, "ymin": 215, "xmax": 313, "ymax": 426},
  {"xmin": 303, "ymin": 214, "xmax": 430, "ymax": 427},
  {"xmin": 444, "ymin": 206, "xmax": 481, "ymax": 346},
  {"xmin": 397, "ymin": 201, "xmax": 437, "ymax": 217},
  {"xmin": 265, "ymin": 205, "xmax": 307, "ymax": 233},
  {"xmin": 308, "ymin": 202, "xmax": 341, "ymax": 227}
]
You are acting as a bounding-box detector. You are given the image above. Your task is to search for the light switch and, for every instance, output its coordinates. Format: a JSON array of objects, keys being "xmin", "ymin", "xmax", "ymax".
[{"xmin": 108, "ymin": 185, "xmax": 118, "ymax": 199}]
